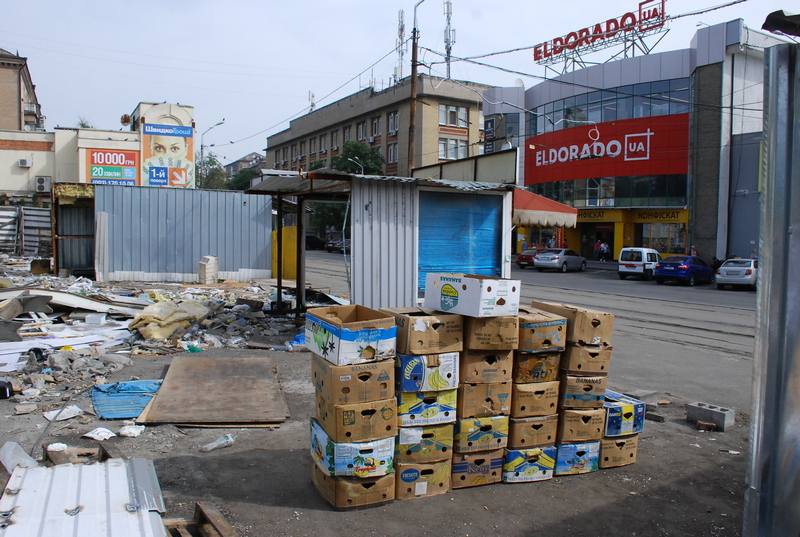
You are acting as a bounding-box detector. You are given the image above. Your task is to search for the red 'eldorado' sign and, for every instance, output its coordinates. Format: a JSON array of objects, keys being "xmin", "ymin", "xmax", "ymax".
[
  {"xmin": 524, "ymin": 114, "xmax": 689, "ymax": 185},
  {"xmin": 534, "ymin": 0, "xmax": 666, "ymax": 63}
]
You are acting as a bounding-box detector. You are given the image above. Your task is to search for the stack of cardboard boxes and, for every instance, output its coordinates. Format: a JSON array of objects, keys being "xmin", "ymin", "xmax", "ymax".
[
  {"xmin": 381, "ymin": 307, "xmax": 464, "ymax": 500},
  {"xmin": 307, "ymin": 305, "xmax": 399, "ymax": 509},
  {"xmin": 307, "ymin": 277, "xmax": 646, "ymax": 509}
]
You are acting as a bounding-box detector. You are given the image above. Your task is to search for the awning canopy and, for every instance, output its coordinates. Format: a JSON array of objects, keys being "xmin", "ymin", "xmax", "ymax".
[{"xmin": 513, "ymin": 188, "xmax": 578, "ymax": 228}]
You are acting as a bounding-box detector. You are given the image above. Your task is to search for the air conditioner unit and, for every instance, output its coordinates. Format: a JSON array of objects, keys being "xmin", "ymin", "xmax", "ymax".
[
  {"xmin": 332, "ymin": 145, "xmax": 339, "ymax": 150},
  {"xmin": 35, "ymin": 176, "xmax": 51, "ymax": 192},
  {"xmin": 282, "ymin": 160, "xmax": 288, "ymax": 165},
  {"xmin": 18, "ymin": 158, "xmax": 32, "ymax": 168},
  {"xmin": 389, "ymin": 129, "xmax": 397, "ymax": 136},
  {"xmin": 368, "ymin": 137, "xmax": 375, "ymax": 143}
]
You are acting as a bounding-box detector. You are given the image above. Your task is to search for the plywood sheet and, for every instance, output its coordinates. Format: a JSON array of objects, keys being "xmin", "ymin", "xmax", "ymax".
[{"xmin": 143, "ymin": 355, "xmax": 290, "ymax": 424}]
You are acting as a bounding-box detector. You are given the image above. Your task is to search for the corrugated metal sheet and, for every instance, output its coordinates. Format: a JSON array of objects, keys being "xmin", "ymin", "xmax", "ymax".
[
  {"xmin": 0, "ymin": 458, "xmax": 167, "ymax": 537},
  {"xmin": 93, "ymin": 185, "xmax": 272, "ymax": 282},
  {"xmin": 0, "ymin": 207, "xmax": 19, "ymax": 254},
  {"xmin": 351, "ymin": 178, "xmax": 418, "ymax": 308},
  {"xmin": 20, "ymin": 206, "xmax": 52, "ymax": 257}
]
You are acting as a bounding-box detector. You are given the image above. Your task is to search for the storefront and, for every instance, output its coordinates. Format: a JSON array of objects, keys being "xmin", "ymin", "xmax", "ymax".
[{"xmin": 576, "ymin": 208, "xmax": 688, "ymax": 260}]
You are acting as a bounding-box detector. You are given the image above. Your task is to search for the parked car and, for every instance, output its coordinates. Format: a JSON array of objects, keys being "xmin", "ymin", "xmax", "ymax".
[
  {"xmin": 716, "ymin": 258, "xmax": 758, "ymax": 290},
  {"xmin": 305, "ymin": 235, "xmax": 326, "ymax": 250},
  {"xmin": 618, "ymin": 247, "xmax": 662, "ymax": 281},
  {"xmin": 515, "ymin": 249, "xmax": 540, "ymax": 269},
  {"xmin": 533, "ymin": 249, "xmax": 586, "ymax": 273},
  {"xmin": 654, "ymin": 255, "xmax": 715, "ymax": 286},
  {"xmin": 326, "ymin": 238, "xmax": 351, "ymax": 253}
]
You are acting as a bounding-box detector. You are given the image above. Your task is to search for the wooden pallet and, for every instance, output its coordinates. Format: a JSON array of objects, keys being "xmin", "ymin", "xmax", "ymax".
[
  {"xmin": 162, "ymin": 502, "xmax": 238, "ymax": 537},
  {"xmin": 44, "ymin": 441, "xmax": 125, "ymax": 465}
]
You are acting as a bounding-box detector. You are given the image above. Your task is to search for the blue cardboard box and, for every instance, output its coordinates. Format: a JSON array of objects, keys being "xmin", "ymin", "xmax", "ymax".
[
  {"xmin": 554, "ymin": 441, "xmax": 600, "ymax": 476},
  {"xmin": 396, "ymin": 352, "xmax": 459, "ymax": 392},
  {"xmin": 397, "ymin": 389, "xmax": 457, "ymax": 426},
  {"xmin": 604, "ymin": 390, "xmax": 646, "ymax": 436}
]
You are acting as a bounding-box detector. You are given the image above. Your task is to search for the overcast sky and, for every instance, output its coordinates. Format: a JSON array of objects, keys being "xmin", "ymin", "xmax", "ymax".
[{"xmin": 0, "ymin": 0, "xmax": 790, "ymax": 164}]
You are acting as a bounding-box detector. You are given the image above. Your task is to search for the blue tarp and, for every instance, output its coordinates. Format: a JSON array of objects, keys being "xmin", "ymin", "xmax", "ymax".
[{"xmin": 89, "ymin": 379, "xmax": 163, "ymax": 420}]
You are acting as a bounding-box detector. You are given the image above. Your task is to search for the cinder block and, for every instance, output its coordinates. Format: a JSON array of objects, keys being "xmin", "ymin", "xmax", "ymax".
[{"xmin": 686, "ymin": 402, "xmax": 735, "ymax": 431}]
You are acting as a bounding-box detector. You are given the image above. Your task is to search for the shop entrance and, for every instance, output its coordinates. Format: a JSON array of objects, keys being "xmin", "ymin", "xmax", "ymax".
[
  {"xmin": 634, "ymin": 223, "xmax": 687, "ymax": 254},
  {"xmin": 579, "ymin": 223, "xmax": 614, "ymax": 261}
]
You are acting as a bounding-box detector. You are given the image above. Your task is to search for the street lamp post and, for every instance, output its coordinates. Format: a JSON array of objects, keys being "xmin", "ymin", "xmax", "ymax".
[
  {"xmin": 199, "ymin": 119, "xmax": 225, "ymax": 188},
  {"xmin": 347, "ymin": 157, "xmax": 364, "ymax": 174}
]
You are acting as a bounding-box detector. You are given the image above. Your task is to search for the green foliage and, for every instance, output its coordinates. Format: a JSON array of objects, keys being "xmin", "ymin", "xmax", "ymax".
[
  {"xmin": 77, "ymin": 117, "xmax": 94, "ymax": 129},
  {"xmin": 225, "ymin": 168, "xmax": 260, "ymax": 190},
  {"xmin": 196, "ymin": 152, "xmax": 226, "ymax": 189},
  {"xmin": 309, "ymin": 201, "xmax": 349, "ymax": 238},
  {"xmin": 309, "ymin": 160, "xmax": 326, "ymax": 171},
  {"xmin": 330, "ymin": 141, "xmax": 385, "ymax": 175}
]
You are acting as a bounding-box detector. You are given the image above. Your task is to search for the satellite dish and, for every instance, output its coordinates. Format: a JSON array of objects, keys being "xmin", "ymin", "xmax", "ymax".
[
  {"xmin": 120, "ymin": 114, "xmax": 132, "ymax": 126},
  {"xmin": 514, "ymin": 78, "xmax": 525, "ymax": 88}
]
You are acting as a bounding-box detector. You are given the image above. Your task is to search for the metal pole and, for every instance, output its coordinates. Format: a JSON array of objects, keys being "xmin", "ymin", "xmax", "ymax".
[
  {"xmin": 743, "ymin": 42, "xmax": 800, "ymax": 536},
  {"xmin": 199, "ymin": 119, "xmax": 225, "ymax": 188},
  {"xmin": 408, "ymin": 0, "xmax": 427, "ymax": 174}
]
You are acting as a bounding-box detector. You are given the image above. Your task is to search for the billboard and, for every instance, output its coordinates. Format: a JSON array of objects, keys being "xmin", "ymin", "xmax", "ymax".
[
  {"xmin": 87, "ymin": 149, "xmax": 140, "ymax": 185},
  {"xmin": 141, "ymin": 123, "xmax": 195, "ymax": 188},
  {"xmin": 524, "ymin": 114, "xmax": 689, "ymax": 185}
]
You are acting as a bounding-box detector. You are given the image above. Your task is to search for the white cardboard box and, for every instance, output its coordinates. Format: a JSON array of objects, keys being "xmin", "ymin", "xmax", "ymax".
[{"xmin": 424, "ymin": 273, "xmax": 521, "ymax": 318}]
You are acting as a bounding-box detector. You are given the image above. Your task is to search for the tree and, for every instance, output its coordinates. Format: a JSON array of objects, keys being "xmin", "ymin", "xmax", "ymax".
[
  {"xmin": 77, "ymin": 117, "xmax": 94, "ymax": 129},
  {"xmin": 330, "ymin": 141, "xmax": 385, "ymax": 175},
  {"xmin": 225, "ymin": 168, "xmax": 260, "ymax": 190},
  {"xmin": 309, "ymin": 160, "xmax": 326, "ymax": 171},
  {"xmin": 309, "ymin": 201, "xmax": 349, "ymax": 239},
  {"xmin": 196, "ymin": 152, "xmax": 226, "ymax": 189}
]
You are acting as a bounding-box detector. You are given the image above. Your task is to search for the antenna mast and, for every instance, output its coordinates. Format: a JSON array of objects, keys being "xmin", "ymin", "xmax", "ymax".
[
  {"xmin": 395, "ymin": 10, "xmax": 406, "ymax": 84},
  {"xmin": 443, "ymin": 0, "xmax": 455, "ymax": 79}
]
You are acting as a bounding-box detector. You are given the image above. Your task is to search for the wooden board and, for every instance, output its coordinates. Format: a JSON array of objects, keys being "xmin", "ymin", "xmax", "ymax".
[
  {"xmin": 143, "ymin": 355, "xmax": 290, "ymax": 424},
  {"xmin": 163, "ymin": 502, "xmax": 239, "ymax": 537}
]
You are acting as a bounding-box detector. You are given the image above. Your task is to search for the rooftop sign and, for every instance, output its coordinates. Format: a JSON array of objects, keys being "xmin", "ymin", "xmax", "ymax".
[{"xmin": 533, "ymin": 0, "xmax": 666, "ymax": 65}]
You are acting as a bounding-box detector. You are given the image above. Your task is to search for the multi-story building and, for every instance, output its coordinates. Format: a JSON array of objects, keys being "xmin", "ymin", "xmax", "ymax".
[
  {"xmin": 266, "ymin": 74, "xmax": 493, "ymax": 177},
  {"xmin": 485, "ymin": 19, "xmax": 784, "ymax": 261},
  {"xmin": 0, "ymin": 48, "xmax": 45, "ymax": 132},
  {"xmin": 224, "ymin": 152, "xmax": 264, "ymax": 179}
]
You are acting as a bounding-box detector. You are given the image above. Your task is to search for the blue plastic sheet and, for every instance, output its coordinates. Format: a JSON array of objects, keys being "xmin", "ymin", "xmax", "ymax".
[{"xmin": 90, "ymin": 379, "xmax": 162, "ymax": 420}]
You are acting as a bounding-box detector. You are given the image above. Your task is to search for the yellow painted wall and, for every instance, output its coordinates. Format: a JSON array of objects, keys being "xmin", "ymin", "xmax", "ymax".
[{"xmin": 271, "ymin": 226, "xmax": 297, "ymax": 279}]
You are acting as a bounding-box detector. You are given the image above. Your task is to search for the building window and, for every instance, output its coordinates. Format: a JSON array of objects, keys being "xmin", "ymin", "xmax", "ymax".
[
  {"xmin": 388, "ymin": 111, "xmax": 399, "ymax": 134},
  {"xmin": 439, "ymin": 104, "xmax": 468, "ymax": 127},
  {"xmin": 299, "ymin": 140, "xmax": 306, "ymax": 157},
  {"xmin": 320, "ymin": 133, "xmax": 327, "ymax": 153},
  {"xmin": 371, "ymin": 116, "xmax": 382, "ymax": 137},
  {"xmin": 438, "ymin": 138, "xmax": 468, "ymax": 160},
  {"xmin": 343, "ymin": 126, "xmax": 351, "ymax": 142},
  {"xmin": 387, "ymin": 142, "xmax": 399, "ymax": 164},
  {"xmin": 291, "ymin": 144, "xmax": 297, "ymax": 160},
  {"xmin": 357, "ymin": 121, "xmax": 367, "ymax": 140},
  {"xmin": 274, "ymin": 150, "xmax": 280, "ymax": 165},
  {"xmin": 331, "ymin": 130, "xmax": 339, "ymax": 149},
  {"xmin": 308, "ymin": 138, "xmax": 315, "ymax": 154},
  {"xmin": 282, "ymin": 147, "xmax": 288, "ymax": 162}
]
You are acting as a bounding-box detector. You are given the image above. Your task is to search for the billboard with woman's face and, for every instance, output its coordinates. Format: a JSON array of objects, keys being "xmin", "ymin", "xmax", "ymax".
[{"xmin": 141, "ymin": 123, "xmax": 195, "ymax": 188}]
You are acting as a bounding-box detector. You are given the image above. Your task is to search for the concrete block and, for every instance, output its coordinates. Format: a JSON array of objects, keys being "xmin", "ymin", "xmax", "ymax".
[
  {"xmin": 686, "ymin": 402, "xmax": 735, "ymax": 431},
  {"xmin": 624, "ymin": 389, "xmax": 661, "ymax": 410}
]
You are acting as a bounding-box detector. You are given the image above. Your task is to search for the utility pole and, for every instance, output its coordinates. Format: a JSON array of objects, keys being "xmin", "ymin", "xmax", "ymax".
[
  {"xmin": 408, "ymin": 0, "xmax": 427, "ymax": 173},
  {"xmin": 444, "ymin": 0, "xmax": 455, "ymax": 79}
]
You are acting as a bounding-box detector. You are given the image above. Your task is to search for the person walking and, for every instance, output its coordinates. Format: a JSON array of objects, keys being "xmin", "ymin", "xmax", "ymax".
[
  {"xmin": 594, "ymin": 240, "xmax": 601, "ymax": 261},
  {"xmin": 600, "ymin": 241, "xmax": 609, "ymax": 262}
]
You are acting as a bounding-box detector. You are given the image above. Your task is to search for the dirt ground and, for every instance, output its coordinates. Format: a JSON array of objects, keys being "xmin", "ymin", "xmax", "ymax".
[{"xmin": 0, "ymin": 346, "xmax": 749, "ymax": 537}]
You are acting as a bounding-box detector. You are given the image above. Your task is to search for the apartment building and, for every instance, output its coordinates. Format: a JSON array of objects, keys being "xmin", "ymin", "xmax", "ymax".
[
  {"xmin": 266, "ymin": 74, "xmax": 494, "ymax": 177},
  {"xmin": 0, "ymin": 49, "xmax": 45, "ymax": 132}
]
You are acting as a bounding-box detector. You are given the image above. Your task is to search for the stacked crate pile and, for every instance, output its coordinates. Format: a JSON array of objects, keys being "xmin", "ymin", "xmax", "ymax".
[
  {"xmin": 381, "ymin": 307, "xmax": 464, "ymax": 500},
  {"xmin": 530, "ymin": 300, "xmax": 615, "ymax": 476},
  {"xmin": 306, "ymin": 305, "xmax": 399, "ymax": 510},
  {"xmin": 503, "ymin": 306, "xmax": 569, "ymax": 483}
]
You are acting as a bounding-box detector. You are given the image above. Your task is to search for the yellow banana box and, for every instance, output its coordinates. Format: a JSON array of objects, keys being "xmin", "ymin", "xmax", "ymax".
[
  {"xmin": 603, "ymin": 390, "xmax": 646, "ymax": 436},
  {"xmin": 396, "ymin": 352, "xmax": 459, "ymax": 392},
  {"xmin": 454, "ymin": 415, "xmax": 509, "ymax": 452},
  {"xmin": 502, "ymin": 446, "xmax": 557, "ymax": 483},
  {"xmin": 310, "ymin": 418, "xmax": 395, "ymax": 478},
  {"xmin": 558, "ymin": 374, "xmax": 608, "ymax": 409},
  {"xmin": 310, "ymin": 463, "xmax": 395, "ymax": 510},
  {"xmin": 397, "ymin": 389, "xmax": 457, "ymax": 426},
  {"xmin": 513, "ymin": 351, "xmax": 562, "ymax": 383},
  {"xmin": 517, "ymin": 307, "xmax": 568, "ymax": 353},
  {"xmin": 457, "ymin": 382, "xmax": 512, "ymax": 418},
  {"xmin": 395, "ymin": 424, "xmax": 454, "ymax": 464},
  {"xmin": 451, "ymin": 448, "xmax": 504, "ymax": 488},
  {"xmin": 395, "ymin": 460, "xmax": 452, "ymax": 499}
]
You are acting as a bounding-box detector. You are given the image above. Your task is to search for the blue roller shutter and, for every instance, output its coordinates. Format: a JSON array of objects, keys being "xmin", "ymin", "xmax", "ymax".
[{"xmin": 418, "ymin": 191, "xmax": 502, "ymax": 291}]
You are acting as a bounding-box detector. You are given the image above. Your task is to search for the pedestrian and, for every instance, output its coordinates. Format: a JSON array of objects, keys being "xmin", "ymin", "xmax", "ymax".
[
  {"xmin": 690, "ymin": 245, "xmax": 698, "ymax": 257},
  {"xmin": 521, "ymin": 239, "xmax": 528, "ymax": 252},
  {"xmin": 600, "ymin": 241, "xmax": 609, "ymax": 262},
  {"xmin": 594, "ymin": 240, "xmax": 601, "ymax": 261},
  {"xmin": 712, "ymin": 256, "xmax": 722, "ymax": 271},
  {"xmin": 750, "ymin": 249, "xmax": 758, "ymax": 260}
]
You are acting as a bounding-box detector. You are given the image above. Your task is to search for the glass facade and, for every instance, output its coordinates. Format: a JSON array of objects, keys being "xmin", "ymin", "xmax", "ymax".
[{"xmin": 531, "ymin": 174, "xmax": 687, "ymax": 208}]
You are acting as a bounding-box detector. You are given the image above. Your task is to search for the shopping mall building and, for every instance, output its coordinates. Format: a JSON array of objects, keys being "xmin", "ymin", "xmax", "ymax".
[{"xmin": 485, "ymin": 18, "xmax": 784, "ymax": 261}]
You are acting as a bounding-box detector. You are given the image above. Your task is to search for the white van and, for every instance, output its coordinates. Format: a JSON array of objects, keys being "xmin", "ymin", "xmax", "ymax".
[{"xmin": 618, "ymin": 247, "xmax": 662, "ymax": 281}]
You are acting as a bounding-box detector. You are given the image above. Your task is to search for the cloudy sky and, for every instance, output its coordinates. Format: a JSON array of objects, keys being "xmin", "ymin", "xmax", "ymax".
[{"xmin": 1, "ymin": 0, "xmax": 790, "ymax": 163}]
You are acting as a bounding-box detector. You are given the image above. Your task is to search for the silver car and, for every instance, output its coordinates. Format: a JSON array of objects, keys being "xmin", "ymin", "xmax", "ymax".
[
  {"xmin": 716, "ymin": 258, "xmax": 757, "ymax": 290},
  {"xmin": 534, "ymin": 249, "xmax": 586, "ymax": 273}
]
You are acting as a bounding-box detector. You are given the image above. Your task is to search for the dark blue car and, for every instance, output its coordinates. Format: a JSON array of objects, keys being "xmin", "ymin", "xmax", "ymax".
[{"xmin": 654, "ymin": 256, "xmax": 715, "ymax": 286}]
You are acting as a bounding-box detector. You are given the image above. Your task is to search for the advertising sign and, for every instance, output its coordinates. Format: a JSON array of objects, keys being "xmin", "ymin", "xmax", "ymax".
[
  {"xmin": 141, "ymin": 123, "xmax": 195, "ymax": 188},
  {"xmin": 87, "ymin": 150, "xmax": 139, "ymax": 185},
  {"xmin": 524, "ymin": 114, "xmax": 689, "ymax": 185}
]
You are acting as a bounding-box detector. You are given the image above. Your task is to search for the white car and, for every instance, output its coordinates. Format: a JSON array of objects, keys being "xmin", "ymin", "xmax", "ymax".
[
  {"xmin": 618, "ymin": 247, "xmax": 662, "ymax": 281},
  {"xmin": 716, "ymin": 258, "xmax": 758, "ymax": 290}
]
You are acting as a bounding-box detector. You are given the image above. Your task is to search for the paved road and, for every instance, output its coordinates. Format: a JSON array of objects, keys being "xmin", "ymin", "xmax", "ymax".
[{"xmin": 305, "ymin": 250, "xmax": 756, "ymax": 413}]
